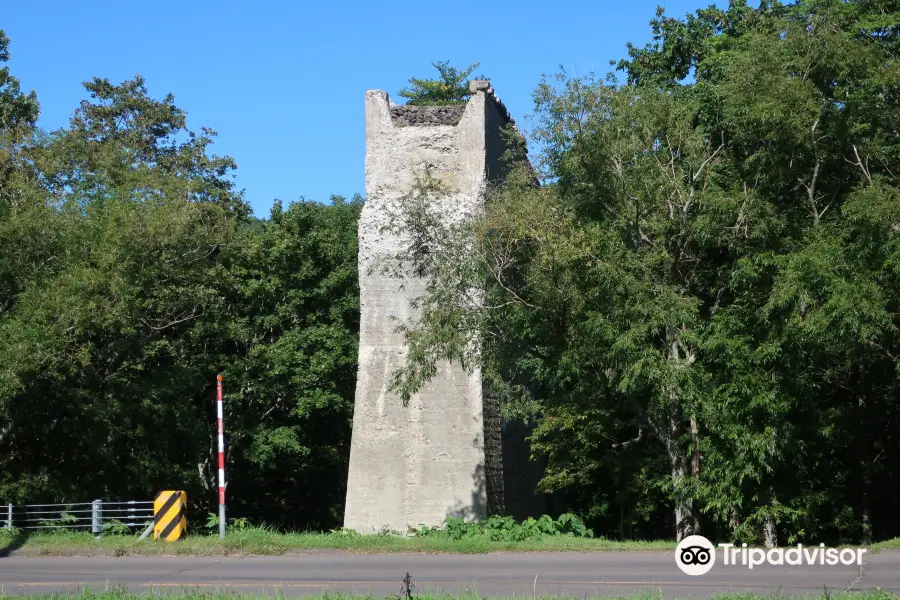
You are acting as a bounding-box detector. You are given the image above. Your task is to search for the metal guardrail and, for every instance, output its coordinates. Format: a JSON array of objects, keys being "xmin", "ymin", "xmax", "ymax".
[{"xmin": 3, "ymin": 500, "xmax": 154, "ymax": 536}]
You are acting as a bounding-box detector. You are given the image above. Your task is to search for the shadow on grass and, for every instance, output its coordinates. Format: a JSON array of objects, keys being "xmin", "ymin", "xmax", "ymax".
[{"xmin": 0, "ymin": 530, "xmax": 29, "ymax": 558}]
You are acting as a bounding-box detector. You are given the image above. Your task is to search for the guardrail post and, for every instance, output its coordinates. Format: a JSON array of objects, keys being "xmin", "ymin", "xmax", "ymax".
[
  {"xmin": 91, "ymin": 499, "xmax": 102, "ymax": 537},
  {"xmin": 5, "ymin": 503, "xmax": 11, "ymax": 530}
]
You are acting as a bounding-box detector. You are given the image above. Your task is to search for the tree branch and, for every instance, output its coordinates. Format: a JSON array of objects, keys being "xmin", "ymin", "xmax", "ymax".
[{"xmin": 611, "ymin": 427, "xmax": 643, "ymax": 450}]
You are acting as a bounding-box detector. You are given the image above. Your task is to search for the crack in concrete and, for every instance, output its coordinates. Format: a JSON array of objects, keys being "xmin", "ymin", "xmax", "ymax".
[
  {"xmin": 846, "ymin": 549, "xmax": 869, "ymax": 591},
  {"xmin": 161, "ymin": 566, "xmax": 194, "ymax": 579}
]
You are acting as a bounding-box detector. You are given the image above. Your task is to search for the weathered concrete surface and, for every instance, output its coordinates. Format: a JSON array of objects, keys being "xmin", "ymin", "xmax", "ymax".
[
  {"xmin": 390, "ymin": 104, "xmax": 467, "ymax": 127},
  {"xmin": 344, "ymin": 88, "xmax": 512, "ymax": 533}
]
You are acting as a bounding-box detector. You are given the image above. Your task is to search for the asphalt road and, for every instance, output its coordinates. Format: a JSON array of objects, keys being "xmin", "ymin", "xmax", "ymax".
[{"xmin": 1, "ymin": 551, "xmax": 898, "ymax": 598}]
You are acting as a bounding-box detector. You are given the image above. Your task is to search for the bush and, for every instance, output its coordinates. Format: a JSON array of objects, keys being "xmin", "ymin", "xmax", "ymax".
[
  {"xmin": 412, "ymin": 513, "xmax": 593, "ymax": 541},
  {"xmin": 396, "ymin": 61, "xmax": 485, "ymax": 106},
  {"xmin": 205, "ymin": 513, "xmax": 252, "ymax": 532},
  {"xmin": 101, "ymin": 519, "xmax": 131, "ymax": 535}
]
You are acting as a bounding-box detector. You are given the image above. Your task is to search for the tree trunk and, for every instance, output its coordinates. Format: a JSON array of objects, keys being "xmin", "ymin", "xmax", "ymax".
[
  {"xmin": 618, "ymin": 503, "xmax": 625, "ymax": 540},
  {"xmin": 672, "ymin": 465, "xmax": 699, "ymax": 540},
  {"xmin": 690, "ymin": 415, "xmax": 700, "ymax": 477},
  {"xmin": 667, "ymin": 434, "xmax": 700, "ymax": 541},
  {"xmin": 859, "ymin": 395, "xmax": 873, "ymax": 545},
  {"xmin": 663, "ymin": 327, "xmax": 701, "ymax": 542},
  {"xmin": 764, "ymin": 513, "xmax": 777, "ymax": 547},
  {"xmin": 729, "ymin": 509, "xmax": 741, "ymax": 533},
  {"xmin": 761, "ymin": 487, "xmax": 777, "ymax": 547},
  {"xmin": 197, "ymin": 459, "xmax": 210, "ymax": 494},
  {"xmin": 861, "ymin": 477, "xmax": 872, "ymax": 545},
  {"xmin": 727, "ymin": 509, "xmax": 741, "ymax": 543},
  {"xmin": 198, "ymin": 428, "xmax": 214, "ymax": 497}
]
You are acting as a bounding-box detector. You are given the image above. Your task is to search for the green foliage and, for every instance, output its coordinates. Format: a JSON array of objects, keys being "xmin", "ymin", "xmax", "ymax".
[
  {"xmin": 397, "ymin": 61, "xmax": 485, "ymax": 105},
  {"xmin": 413, "ymin": 514, "xmax": 593, "ymax": 542},
  {"xmin": 0, "ymin": 527, "xmax": 670, "ymax": 555},
  {"xmin": 0, "ymin": 32, "xmax": 361, "ymax": 532},
  {"xmin": 0, "ymin": 69, "xmax": 247, "ymax": 503},
  {"xmin": 101, "ymin": 519, "xmax": 131, "ymax": 535},
  {"xmin": 2, "ymin": 1, "xmax": 900, "ymax": 547},
  {"xmin": 388, "ymin": 0, "xmax": 900, "ymax": 545},
  {"xmin": 205, "ymin": 514, "xmax": 250, "ymax": 531},
  {"xmin": 218, "ymin": 195, "xmax": 361, "ymax": 529},
  {"xmin": 38, "ymin": 511, "xmax": 79, "ymax": 528},
  {"xmin": 0, "ymin": 30, "xmax": 39, "ymax": 134}
]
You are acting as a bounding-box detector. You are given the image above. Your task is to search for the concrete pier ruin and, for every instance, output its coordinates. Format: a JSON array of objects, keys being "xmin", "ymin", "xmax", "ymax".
[{"xmin": 343, "ymin": 81, "xmax": 524, "ymax": 533}]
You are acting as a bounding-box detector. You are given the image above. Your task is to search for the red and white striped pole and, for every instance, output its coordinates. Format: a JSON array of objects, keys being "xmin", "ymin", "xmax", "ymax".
[{"xmin": 216, "ymin": 373, "xmax": 226, "ymax": 539}]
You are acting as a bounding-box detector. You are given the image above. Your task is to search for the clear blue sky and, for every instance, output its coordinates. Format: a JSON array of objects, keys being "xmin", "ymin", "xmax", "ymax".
[{"xmin": 5, "ymin": 0, "xmax": 715, "ymax": 218}]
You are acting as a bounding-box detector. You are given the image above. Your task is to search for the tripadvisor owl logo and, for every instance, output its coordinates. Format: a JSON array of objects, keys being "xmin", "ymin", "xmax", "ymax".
[{"xmin": 675, "ymin": 535, "xmax": 716, "ymax": 575}]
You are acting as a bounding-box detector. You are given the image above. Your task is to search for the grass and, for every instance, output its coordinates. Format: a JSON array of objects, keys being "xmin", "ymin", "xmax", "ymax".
[
  {"xmin": 0, "ymin": 527, "xmax": 673, "ymax": 557},
  {"xmin": 0, "ymin": 591, "xmax": 896, "ymax": 600},
  {"xmin": 874, "ymin": 537, "xmax": 900, "ymax": 550},
  {"xmin": 4, "ymin": 528, "xmax": 898, "ymax": 558}
]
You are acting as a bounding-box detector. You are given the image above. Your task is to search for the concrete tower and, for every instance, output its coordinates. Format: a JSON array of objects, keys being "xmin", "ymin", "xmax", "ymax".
[{"xmin": 343, "ymin": 81, "xmax": 516, "ymax": 533}]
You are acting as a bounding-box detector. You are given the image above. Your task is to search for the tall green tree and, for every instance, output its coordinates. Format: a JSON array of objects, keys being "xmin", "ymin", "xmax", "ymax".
[
  {"xmin": 388, "ymin": 0, "xmax": 900, "ymax": 543},
  {"xmin": 0, "ymin": 30, "xmax": 38, "ymax": 143},
  {"xmin": 0, "ymin": 74, "xmax": 246, "ymax": 503},
  {"xmin": 0, "ymin": 28, "xmax": 43, "ymax": 313},
  {"xmin": 0, "ymin": 66, "xmax": 362, "ymax": 530},
  {"xmin": 210, "ymin": 196, "xmax": 361, "ymax": 529},
  {"xmin": 0, "ymin": 29, "xmax": 47, "ymax": 450}
]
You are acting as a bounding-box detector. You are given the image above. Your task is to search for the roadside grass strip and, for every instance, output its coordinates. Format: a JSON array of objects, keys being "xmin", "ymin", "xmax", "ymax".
[
  {"xmin": 3, "ymin": 528, "xmax": 898, "ymax": 558},
  {"xmin": 0, "ymin": 528, "xmax": 673, "ymax": 557},
  {"xmin": 873, "ymin": 538, "xmax": 900, "ymax": 550}
]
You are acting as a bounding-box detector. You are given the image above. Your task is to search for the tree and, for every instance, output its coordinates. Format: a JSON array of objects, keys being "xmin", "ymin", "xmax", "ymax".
[
  {"xmin": 0, "ymin": 29, "xmax": 45, "ymax": 450},
  {"xmin": 210, "ymin": 196, "xmax": 361, "ymax": 529},
  {"xmin": 0, "ymin": 71, "xmax": 363, "ymax": 531},
  {"xmin": 386, "ymin": 0, "xmax": 900, "ymax": 543},
  {"xmin": 0, "ymin": 30, "xmax": 38, "ymax": 139},
  {"xmin": 0, "ymin": 28, "xmax": 43, "ymax": 304},
  {"xmin": 397, "ymin": 61, "xmax": 485, "ymax": 105},
  {"xmin": 0, "ymin": 75, "xmax": 246, "ymax": 503},
  {"xmin": 3, "ymin": 3, "xmax": 899, "ymax": 542}
]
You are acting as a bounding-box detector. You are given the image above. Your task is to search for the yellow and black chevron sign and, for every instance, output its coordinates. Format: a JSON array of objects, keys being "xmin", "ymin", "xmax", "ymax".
[{"xmin": 153, "ymin": 490, "xmax": 187, "ymax": 541}]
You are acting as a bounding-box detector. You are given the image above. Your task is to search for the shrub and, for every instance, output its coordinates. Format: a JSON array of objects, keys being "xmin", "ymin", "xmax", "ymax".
[
  {"xmin": 412, "ymin": 513, "xmax": 593, "ymax": 541},
  {"xmin": 397, "ymin": 61, "xmax": 486, "ymax": 106}
]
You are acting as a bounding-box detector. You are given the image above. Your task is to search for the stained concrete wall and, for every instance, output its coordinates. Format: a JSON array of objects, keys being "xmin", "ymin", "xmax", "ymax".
[{"xmin": 344, "ymin": 84, "xmax": 513, "ymax": 533}]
